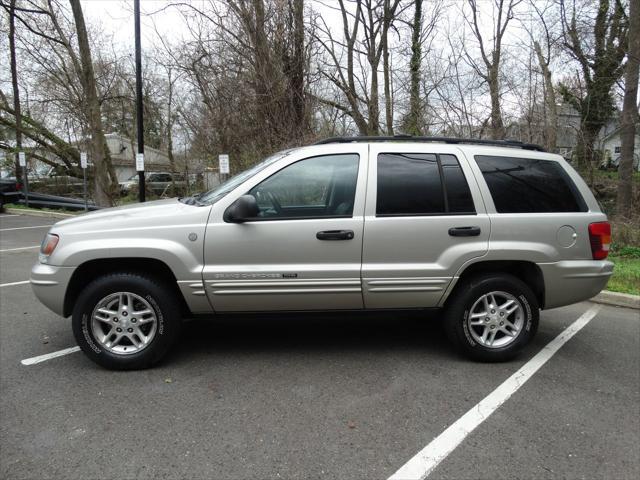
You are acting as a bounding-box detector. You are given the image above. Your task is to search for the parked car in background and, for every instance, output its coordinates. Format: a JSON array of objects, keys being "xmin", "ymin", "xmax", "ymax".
[
  {"xmin": 31, "ymin": 136, "xmax": 613, "ymax": 370},
  {"xmin": 29, "ymin": 169, "xmax": 85, "ymax": 195},
  {"xmin": 0, "ymin": 175, "xmax": 21, "ymax": 207},
  {"xmin": 119, "ymin": 172, "xmax": 187, "ymax": 196}
]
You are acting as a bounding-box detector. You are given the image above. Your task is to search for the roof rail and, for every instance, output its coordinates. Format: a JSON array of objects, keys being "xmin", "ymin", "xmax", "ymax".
[{"xmin": 313, "ymin": 134, "xmax": 546, "ymax": 152}]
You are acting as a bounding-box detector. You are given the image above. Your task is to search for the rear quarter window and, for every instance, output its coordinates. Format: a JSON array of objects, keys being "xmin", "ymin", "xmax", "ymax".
[{"xmin": 475, "ymin": 155, "xmax": 587, "ymax": 213}]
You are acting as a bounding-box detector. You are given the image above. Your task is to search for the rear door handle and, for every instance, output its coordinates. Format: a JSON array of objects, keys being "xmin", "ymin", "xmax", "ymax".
[
  {"xmin": 448, "ymin": 226, "xmax": 481, "ymax": 237},
  {"xmin": 316, "ymin": 230, "xmax": 354, "ymax": 240}
]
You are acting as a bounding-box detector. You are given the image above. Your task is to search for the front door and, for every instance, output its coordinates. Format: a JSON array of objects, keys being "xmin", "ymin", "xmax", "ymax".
[{"xmin": 203, "ymin": 146, "xmax": 368, "ymax": 312}]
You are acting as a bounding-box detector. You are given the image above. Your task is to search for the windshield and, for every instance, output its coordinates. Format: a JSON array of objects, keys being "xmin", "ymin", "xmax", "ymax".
[{"xmin": 197, "ymin": 149, "xmax": 293, "ymax": 205}]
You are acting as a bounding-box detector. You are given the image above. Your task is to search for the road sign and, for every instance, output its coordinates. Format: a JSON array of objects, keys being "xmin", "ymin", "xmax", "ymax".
[
  {"xmin": 18, "ymin": 152, "xmax": 26, "ymax": 167},
  {"xmin": 80, "ymin": 152, "xmax": 87, "ymax": 169},
  {"xmin": 219, "ymin": 154, "xmax": 230, "ymax": 175},
  {"xmin": 136, "ymin": 153, "xmax": 144, "ymax": 172}
]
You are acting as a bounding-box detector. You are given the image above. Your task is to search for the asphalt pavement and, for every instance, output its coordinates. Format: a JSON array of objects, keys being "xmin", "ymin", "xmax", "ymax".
[{"xmin": 0, "ymin": 212, "xmax": 638, "ymax": 480}]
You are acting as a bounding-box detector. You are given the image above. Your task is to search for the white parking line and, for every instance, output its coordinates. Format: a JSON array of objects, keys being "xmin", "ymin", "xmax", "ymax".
[
  {"xmin": 0, "ymin": 280, "xmax": 30, "ymax": 287},
  {"xmin": 388, "ymin": 304, "xmax": 601, "ymax": 480},
  {"xmin": 0, "ymin": 245, "xmax": 40, "ymax": 252},
  {"xmin": 21, "ymin": 346, "xmax": 81, "ymax": 365},
  {"xmin": 0, "ymin": 214, "xmax": 19, "ymax": 217},
  {"xmin": 0, "ymin": 225, "xmax": 52, "ymax": 232}
]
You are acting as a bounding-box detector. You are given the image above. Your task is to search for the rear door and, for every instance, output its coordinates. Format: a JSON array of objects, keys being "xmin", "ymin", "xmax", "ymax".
[
  {"xmin": 203, "ymin": 144, "xmax": 369, "ymax": 312},
  {"xmin": 362, "ymin": 144, "xmax": 490, "ymax": 308}
]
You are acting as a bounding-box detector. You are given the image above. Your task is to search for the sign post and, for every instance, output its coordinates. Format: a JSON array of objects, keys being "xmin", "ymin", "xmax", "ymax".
[
  {"xmin": 18, "ymin": 152, "xmax": 29, "ymax": 207},
  {"xmin": 218, "ymin": 154, "xmax": 230, "ymax": 182},
  {"xmin": 134, "ymin": 0, "xmax": 146, "ymax": 202},
  {"xmin": 80, "ymin": 152, "xmax": 88, "ymax": 211}
]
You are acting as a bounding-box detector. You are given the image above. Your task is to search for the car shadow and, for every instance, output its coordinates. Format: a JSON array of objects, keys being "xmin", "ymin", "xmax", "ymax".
[{"xmin": 165, "ymin": 310, "xmax": 460, "ymax": 364}]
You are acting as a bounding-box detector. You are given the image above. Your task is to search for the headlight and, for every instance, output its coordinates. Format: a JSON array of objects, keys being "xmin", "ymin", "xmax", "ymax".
[{"xmin": 39, "ymin": 233, "xmax": 59, "ymax": 263}]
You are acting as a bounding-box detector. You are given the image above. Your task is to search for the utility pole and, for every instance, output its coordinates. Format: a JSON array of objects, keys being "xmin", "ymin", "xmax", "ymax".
[{"xmin": 134, "ymin": 0, "xmax": 146, "ymax": 202}]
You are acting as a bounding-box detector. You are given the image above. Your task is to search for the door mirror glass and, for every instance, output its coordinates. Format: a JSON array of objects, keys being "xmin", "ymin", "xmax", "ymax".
[{"xmin": 223, "ymin": 194, "xmax": 260, "ymax": 223}]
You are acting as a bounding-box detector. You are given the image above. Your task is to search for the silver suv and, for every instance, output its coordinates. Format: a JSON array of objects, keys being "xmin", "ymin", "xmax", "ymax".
[{"xmin": 31, "ymin": 137, "xmax": 613, "ymax": 370}]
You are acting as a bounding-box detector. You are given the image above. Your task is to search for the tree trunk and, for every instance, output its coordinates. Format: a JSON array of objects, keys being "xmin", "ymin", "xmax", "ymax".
[
  {"xmin": 406, "ymin": 0, "xmax": 423, "ymax": 136},
  {"xmin": 534, "ymin": 41, "xmax": 557, "ymax": 151},
  {"xmin": 382, "ymin": 0, "xmax": 393, "ymax": 135},
  {"xmin": 291, "ymin": 0, "xmax": 306, "ymax": 137},
  {"xmin": 69, "ymin": 0, "xmax": 117, "ymax": 206},
  {"xmin": 8, "ymin": 0, "xmax": 23, "ymax": 184},
  {"xmin": 251, "ymin": 0, "xmax": 275, "ymax": 150},
  {"xmin": 382, "ymin": 36, "xmax": 393, "ymax": 134},
  {"xmin": 368, "ymin": 52, "xmax": 380, "ymax": 135},
  {"xmin": 488, "ymin": 65, "xmax": 505, "ymax": 139},
  {"xmin": 617, "ymin": 0, "xmax": 639, "ymax": 219},
  {"xmin": 166, "ymin": 71, "xmax": 176, "ymax": 195},
  {"xmin": 575, "ymin": 123, "xmax": 599, "ymax": 187}
]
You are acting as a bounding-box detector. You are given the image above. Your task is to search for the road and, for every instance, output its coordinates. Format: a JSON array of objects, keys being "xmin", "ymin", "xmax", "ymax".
[{"xmin": 1, "ymin": 212, "xmax": 638, "ymax": 479}]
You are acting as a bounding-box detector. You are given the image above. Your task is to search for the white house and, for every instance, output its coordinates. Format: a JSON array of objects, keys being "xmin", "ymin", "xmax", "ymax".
[
  {"xmin": 599, "ymin": 125, "xmax": 640, "ymax": 171},
  {"xmin": 104, "ymin": 133, "xmax": 173, "ymax": 181}
]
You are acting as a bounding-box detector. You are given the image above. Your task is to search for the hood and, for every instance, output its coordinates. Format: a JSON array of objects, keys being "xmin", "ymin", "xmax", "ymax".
[{"xmin": 51, "ymin": 198, "xmax": 209, "ymax": 233}]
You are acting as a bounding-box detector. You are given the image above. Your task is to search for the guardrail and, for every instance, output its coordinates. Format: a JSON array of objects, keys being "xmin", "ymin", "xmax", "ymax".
[{"xmin": 0, "ymin": 191, "xmax": 102, "ymax": 211}]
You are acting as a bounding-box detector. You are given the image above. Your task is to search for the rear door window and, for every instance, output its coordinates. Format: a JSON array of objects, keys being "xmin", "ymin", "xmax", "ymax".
[
  {"xmin": 376, "ymin": 153, "xmax": 475, "ymax": 216},
  {"xmin": 475, "ymin": 156, "xmax": 586, "ymax": 213}
]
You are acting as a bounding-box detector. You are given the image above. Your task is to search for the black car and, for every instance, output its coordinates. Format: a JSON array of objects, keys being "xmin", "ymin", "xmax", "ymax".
[{"xmin": 0, "ymin": 175, "xmax": 21, "ymax": 207}]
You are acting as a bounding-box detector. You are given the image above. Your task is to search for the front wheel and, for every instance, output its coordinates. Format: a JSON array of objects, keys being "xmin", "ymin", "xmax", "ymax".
[
  {"xmin": 444, "ymin": 273, "xmax": 539, "ymax": 362},
  {"xmin": 72, "ymin": 272, "xmax": 182, "ymax": 370}
]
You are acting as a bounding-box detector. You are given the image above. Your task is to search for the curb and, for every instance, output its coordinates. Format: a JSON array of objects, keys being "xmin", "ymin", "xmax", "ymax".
[
  {"xmin": 591, "ymin": 290, "xmax": 640, "ymax": 310},
  {"xmin": 3, "ymin": 207, "xmax": 78, "ymax": 219}
]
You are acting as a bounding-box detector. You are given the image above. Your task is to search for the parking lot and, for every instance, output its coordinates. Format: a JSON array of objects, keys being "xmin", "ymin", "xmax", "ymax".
[{"xmin": 0, "ymin": 212, "xmax": 638, "ymax": 480}]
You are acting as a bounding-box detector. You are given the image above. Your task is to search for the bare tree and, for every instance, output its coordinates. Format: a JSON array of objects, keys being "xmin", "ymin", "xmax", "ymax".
[
  {"xmin": 527, "ymin": 0, "xmax": 559, "ymax": 151},
  {"xmin": 616, "ymin": 0, "xmax": 639, "ymax": 218},
  {"xmin": 1, "ymin": 0, "xmax": 119, "ymax": 205},
  {"xmin": 7, "ymin": 0, "xmax": 23, "ymax": 184},
  {"xmin": 315, "ymin": 0, "xmax": 402, "ymax": 135},
  {"xmin": 404, "ymin": 0, "xmax": 422, "ymax": 135},
  {"xmin": 559, "ymin": 0, "xmax": 628, "ymax": 183},
  {"xmin": 465, "ymin": 0, "xmax": 522, "ymax": 139},
  {"xmin": 68, "ymin": 0, "xmax": 117, "ymax": 205},
  {"xmin": 314, "ymin": 0, "xmax": 368, "ymax": 133}
]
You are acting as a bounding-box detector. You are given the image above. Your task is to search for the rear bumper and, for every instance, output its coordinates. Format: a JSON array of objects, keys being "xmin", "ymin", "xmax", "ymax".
[
  {"xmin": 30, "ymin": 263, "xmax": 75, "ymax": 317},
  {"xmin": 538, "ymin": 260, "xmax": 614, "ymax": 309}
]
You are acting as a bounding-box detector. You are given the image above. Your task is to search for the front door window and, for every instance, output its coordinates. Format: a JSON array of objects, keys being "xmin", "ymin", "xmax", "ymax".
[{"xmin": 248, "ymin": 154, "xmax": 359, "ymax": 219}]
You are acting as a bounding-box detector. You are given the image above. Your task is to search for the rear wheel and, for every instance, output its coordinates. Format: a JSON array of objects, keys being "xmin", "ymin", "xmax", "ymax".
[
  {"xmin": 444, "ymin": 273, "xmax": 539, "ymax": 362},
  {"xmin": 72, "ymin": 272, "xmax": 182, "ymax": 370}
]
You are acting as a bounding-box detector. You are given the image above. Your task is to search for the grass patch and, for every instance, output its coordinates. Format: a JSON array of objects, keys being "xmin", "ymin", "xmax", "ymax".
[
  {"xmin": 4, "ymin": 203, "xmax": 79, "ymax": 215},
  {"xmin": 590, "ymin": 169, "xmax": 640, "ymax": 181},
  {"xmin": 607, "ymin": 256, "xmax": 640, "ymax": 295}
]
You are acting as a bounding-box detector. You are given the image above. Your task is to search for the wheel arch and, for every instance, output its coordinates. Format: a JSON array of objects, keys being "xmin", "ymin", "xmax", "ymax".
[
  {"xmin": 63, "ymin": 257, "xmax": 192, "ymax": 318},
  {"xmin": 443, "ymin": 260, "xmax": 545, "ymax": 309}
]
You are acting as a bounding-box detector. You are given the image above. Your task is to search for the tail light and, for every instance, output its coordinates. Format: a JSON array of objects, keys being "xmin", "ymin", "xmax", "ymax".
[{"xmin": 588, "ymin": 222, "xmax": 611, "ymax": 260}]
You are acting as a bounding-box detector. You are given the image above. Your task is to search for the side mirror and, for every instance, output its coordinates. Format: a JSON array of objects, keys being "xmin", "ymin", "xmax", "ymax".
[{"xmin": 223, "ymin": 194, "xmax": 259, "ymax": 223}]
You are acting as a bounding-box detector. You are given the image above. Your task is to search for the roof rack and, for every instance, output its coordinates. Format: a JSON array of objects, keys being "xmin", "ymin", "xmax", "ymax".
[{"xmin": 313, "ymin": 134, "xmax": 546, "ymax": 152}]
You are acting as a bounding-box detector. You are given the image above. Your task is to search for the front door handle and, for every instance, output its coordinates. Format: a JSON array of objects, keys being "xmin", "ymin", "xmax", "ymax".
[
  {"xmin": 316, "ymin": 230, "xmax": 355, "ymax": 240},
  {"xmin": 448, "ymin": 226, "xmax": 481, "ymax": 237}
]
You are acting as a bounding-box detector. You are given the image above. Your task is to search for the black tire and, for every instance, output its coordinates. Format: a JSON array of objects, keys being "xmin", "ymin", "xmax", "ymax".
[
  {"xmin": 443, "ymin": 273, "xmax": 539, "ymax": 362},
  {"xmin": 72, "ymin": 272, "xmax": 182, "ymax": 370}
]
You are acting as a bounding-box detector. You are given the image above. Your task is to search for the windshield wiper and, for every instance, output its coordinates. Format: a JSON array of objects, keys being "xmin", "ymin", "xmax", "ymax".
[{"xmin": 178, "ymin": 194, "xmax": 205, "ymax": 206}]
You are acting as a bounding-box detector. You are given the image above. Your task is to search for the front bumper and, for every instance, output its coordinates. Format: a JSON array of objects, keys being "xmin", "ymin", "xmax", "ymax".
[
  {"xmin": 30, "ymin": 263, "xmax": 76, "ymax": 317},
  {"xmin": 538, "ymin": 260, "xmax": 614, "ymax": 309}
]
